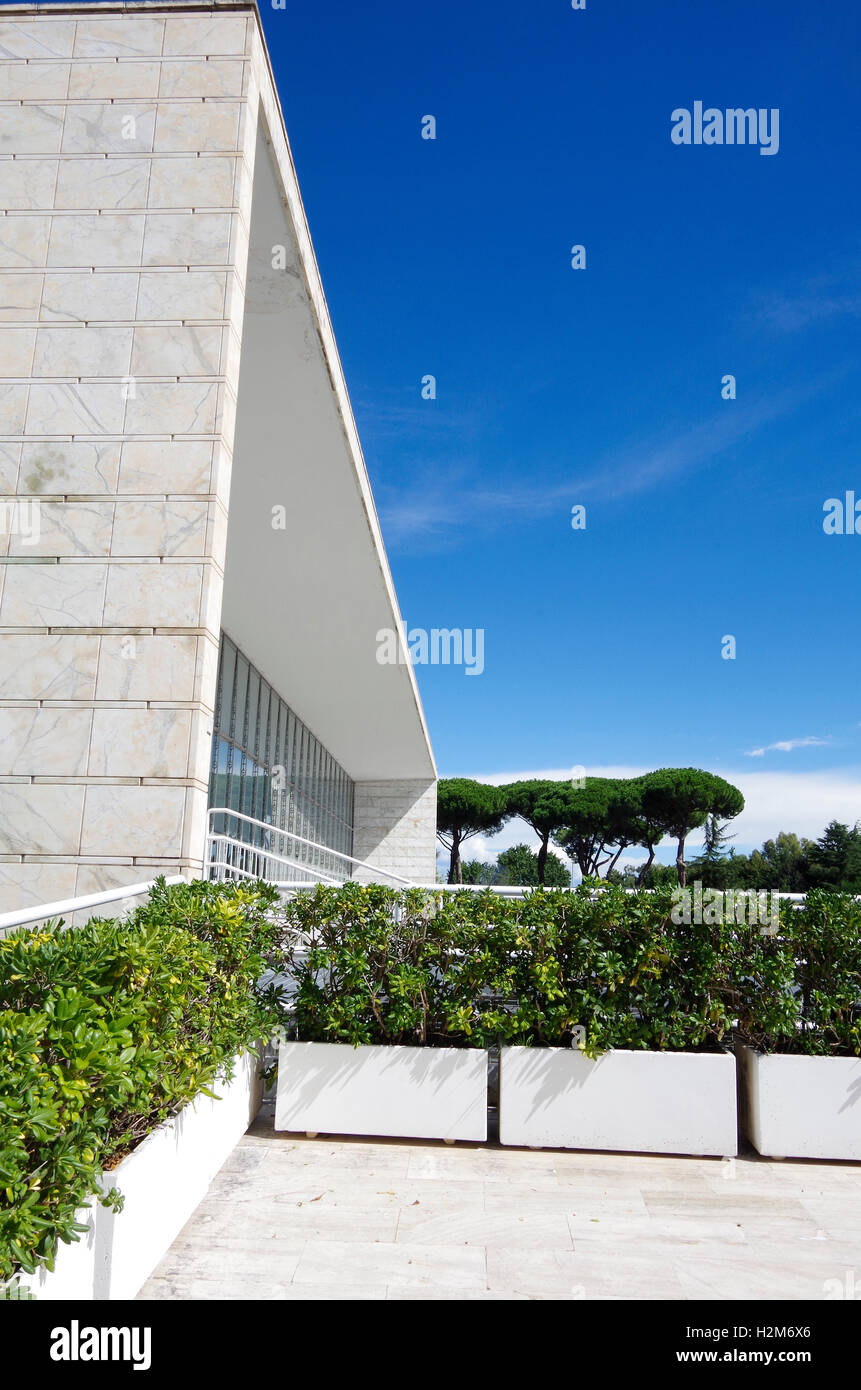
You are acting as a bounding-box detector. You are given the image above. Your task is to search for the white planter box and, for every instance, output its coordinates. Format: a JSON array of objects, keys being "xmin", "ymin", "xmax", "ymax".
[
  {"xmin": 275, "ymin": 1041, "xmax": 487, "ymax": 1141},
  {"xmin": 500, "ymin": 1046, "xmax": 737, "ymax": 1156},
  {"xmin": 738, "ymin": 1044, "xmax": 861, "ymax": 1160},
  {"xmin": 20, "ymin": 1049, "xmax": 262, "ymax": 1301}
]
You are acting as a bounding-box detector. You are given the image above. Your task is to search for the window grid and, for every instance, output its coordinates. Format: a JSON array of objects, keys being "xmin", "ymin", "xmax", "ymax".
[{"xmin": 208, "ymin": 633, "xmax": 354, "ymax": 864}]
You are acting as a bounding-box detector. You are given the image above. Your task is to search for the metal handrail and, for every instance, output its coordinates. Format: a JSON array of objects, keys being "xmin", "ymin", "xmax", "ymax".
[
  {"xmin": 207, "ymin": 834, "xmax": 345, "ymax": 885},
  {"xmin": 1, "ymin": 862, "xmax": 842, "ymax": 938},
  {"xmin": 208, "ymin": 860, "xmax": 350, "ymax": 892},
  {"xmin": 0, "ymin": 874, "xmax": 187, "ymax": 934},
  {"xmin": 205, "ymin": 807, "xmax": 415, "ymax": 887},
  {"xmin": 206, "ymin": 808, "xmax": 860, "ymax": 902},
  {"xmin": 411, "ymin": 883, "xmax": 543, "ymax": 896}
]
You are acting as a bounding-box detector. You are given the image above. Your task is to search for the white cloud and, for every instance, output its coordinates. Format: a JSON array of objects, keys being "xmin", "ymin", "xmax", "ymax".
[
  {"xmin": 455, "ymin": 834, "xmax": 500, "ymax": 866},
  {"xmin": 715, "ymin": 769, "xmax": 861, "ymax": 845},
  {"xmin": 475, "ymin": 764, "xmax": 644, "ymax": 786},
  {"xmin": 447, "ymin": 826, "xmax": 571, "ymax": 867},
  {"xmin": 745, "ymin": 736, "xmax": 830, "ymax": 758},
  {"xmin": 464, "ymin": 764, "xmax": 861, "ymax": 853}
]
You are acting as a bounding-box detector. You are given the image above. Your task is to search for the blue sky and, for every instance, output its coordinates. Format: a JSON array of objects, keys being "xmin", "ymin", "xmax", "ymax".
[
  {"xmin": 32, "ymin": 0, "xmax": 857, "ymax": 859},
  {"xmin": 258, "ymin": 0, "xmax": 861, "ymax": 857}
]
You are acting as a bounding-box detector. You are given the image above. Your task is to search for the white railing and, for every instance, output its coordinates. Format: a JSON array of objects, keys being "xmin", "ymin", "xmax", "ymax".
[
  {"xmin": 411, "ymin": 883, "xmax": 543, "ymax": 897},
  {"xmin": 0, "ymin": 874, "xmax": 187, "ymax": 935},
  {"xmin": 0, "ymin": 860, "xmax": 839, "ymax": 942},
  {"xmin": 205, "ymin": 807, "xmax": 414, "ymax": 889},
  {"xmin": 204, "ymin": 814, "xmax": 830, "ymax": 902}
]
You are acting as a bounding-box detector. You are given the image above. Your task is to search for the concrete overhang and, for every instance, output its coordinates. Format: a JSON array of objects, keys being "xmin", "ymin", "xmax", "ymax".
[
  {"xmin": 220, "ymin": 2, "xmax": 436, "ymax": 785},
  {"xmin": 222, "ymin": 119, "xmax": 436, "ymax": 784}
]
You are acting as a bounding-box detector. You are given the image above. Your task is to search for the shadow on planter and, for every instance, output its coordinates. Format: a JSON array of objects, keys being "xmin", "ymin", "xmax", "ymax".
[
  {"xmin": 499, "ymin": 1046, "xmax": 738, "ymax": 1157},
  {"xmin": 275, "ymin": 1041, "xmax": 488, "ymax": 1142},
  {"xmin": 737, "ymin": 1044, "xmax": 861, "ymax": 1161}
]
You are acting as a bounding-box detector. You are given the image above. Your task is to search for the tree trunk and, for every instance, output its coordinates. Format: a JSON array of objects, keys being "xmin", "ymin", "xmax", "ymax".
[
  {"xmin": 636, "ymin": 845, "xmax": 655, "ymax": 887},
  {"xmin": 676, "ymin": 836, "xmax": 687, "ymax": 888},
  {"xmin": 537, "ymin": 835, "xmax": 549, "ymax": 885},
  {"xmin": 605, "ymin": 844, "xmax": 627, "ymax": 878},
  {"xmin": 576, "ymin": 842, "xmax": 591, "ymax": 879},
  {"xmin": 448, "ymin": 833, "xmax": 462, "ymax": 884}
]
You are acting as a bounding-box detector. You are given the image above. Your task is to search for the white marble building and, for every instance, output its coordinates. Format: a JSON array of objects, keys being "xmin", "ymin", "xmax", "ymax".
[{"xmin": 0, "ymin": 0, "xmax": 437, "ymax": 910}]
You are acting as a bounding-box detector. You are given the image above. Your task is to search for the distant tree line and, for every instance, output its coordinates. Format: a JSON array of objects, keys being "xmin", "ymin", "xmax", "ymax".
[
  {"xmin": 461, "ymin": 843, "xmax": 571, "ymax": 888},
  {"xmin": 436, "ymin": 770, "xmax": 745, "ymax": 887},
  {"xmin": 615, "ymin": 819, "xmax": 861, "ymax": 895}
]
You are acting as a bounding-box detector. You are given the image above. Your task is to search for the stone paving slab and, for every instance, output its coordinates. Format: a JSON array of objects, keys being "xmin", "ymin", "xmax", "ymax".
[{"xmin": 138, "ymin": 1113, "xmax": 861, "ymax": 1301}]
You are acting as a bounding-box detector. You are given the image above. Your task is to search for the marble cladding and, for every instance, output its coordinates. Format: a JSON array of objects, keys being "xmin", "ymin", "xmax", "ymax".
[
  {"xmin": 0, "ymin": 6, "xmax": 436, "ymax": 912},
  {"xmin": 0, "ymin": 7, "xmax": 257, "ymax": 909},
  {"xmin": 352, "ymin": 781, "xmax": 439, "ymax": 885}
]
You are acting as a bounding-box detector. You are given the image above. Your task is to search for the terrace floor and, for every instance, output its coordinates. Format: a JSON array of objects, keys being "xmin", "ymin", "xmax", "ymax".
[{"xmin": 139, "ymin": 1107, "xmax": 861, "ymax": 1300}]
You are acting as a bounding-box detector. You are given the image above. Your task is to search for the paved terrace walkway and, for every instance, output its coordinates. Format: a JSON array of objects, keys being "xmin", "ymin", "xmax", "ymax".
[{"xmin": 140, "ymin": 1110, "xmax": 861, "ymax": 1300}]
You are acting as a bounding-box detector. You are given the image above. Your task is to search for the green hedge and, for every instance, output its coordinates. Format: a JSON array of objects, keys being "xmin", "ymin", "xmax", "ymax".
[
  {"xmin": 731, "ymin": 889, "xmax": 861, "ymax": 1057},
  {"xmin": 285, "ymin": 881, "xmax": 738, "ymax": 1052},
  {"xmin": 284, "ymin": 882, "xmax": 861, "ymax": 1057},
  {"xmin": 0, "ymin": 878, "xmax": 282, "ymax": 1284},
  {"xmin": 4, "ymin": 878, "xmax": 858, "ymax": 1285},
  {"xmin": 286, "ymin": 882, "xmax": 517, "ymax": 1049}
]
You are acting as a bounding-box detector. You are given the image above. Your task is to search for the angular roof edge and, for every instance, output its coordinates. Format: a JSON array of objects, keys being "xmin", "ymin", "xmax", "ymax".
[{"xmin": 6, "ymin": 0, "xmax": 437, "ymax": 781}]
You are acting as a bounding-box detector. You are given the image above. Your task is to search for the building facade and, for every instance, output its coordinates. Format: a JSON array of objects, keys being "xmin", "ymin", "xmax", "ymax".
[{"xmin": 0, "ymin": 0, "xmax": 437, "ymax": 910}]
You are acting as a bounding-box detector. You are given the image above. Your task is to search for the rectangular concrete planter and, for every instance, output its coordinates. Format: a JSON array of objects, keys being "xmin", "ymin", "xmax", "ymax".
[
  {"xmin": 737, "ymin": 1044, "xmax": 861, "ymax": 1160},
  {"xmin": 20, "ymin": 1050, "xmax": 262, "ymax": 1301},
  {"xmin": 275, "ymin": 1041, "xmax": 488, "ymax": 1141},
  {"xmin": 499, "ymin": 1046, "xmax": 737, "ymax": 1156}
]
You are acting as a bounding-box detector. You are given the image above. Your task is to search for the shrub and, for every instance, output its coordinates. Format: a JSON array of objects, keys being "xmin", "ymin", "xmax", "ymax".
[
  {"xmin": 731, "ymin": 890, "xmax": 861, "ymax": 1056},
  {"xmin": 0, "ymin": 878, "xmax": 282, "ymax": 1283},
  {"xmin": 283, "ymin": 882, "xmax": 513, "ymax": 1048},
  {"xmin": 494, "ymin": 882, "xmax": 738, "ymax": 1054},
  {"xmin": 282, "ymin": 881, "xmax": 738, "ymax": 1055}
]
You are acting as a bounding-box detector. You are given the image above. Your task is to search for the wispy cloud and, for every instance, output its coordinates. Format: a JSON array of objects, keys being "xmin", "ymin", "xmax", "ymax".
[
  {"xmin": 354, "ymin": 395, "xmax": 480, "ymax": 443},
  {"xmin": 747, "ymin": 262, "xmax": 861, "ymax": 334},
  {"xmin": 375, "ymin": 381, "xmax": 822, "ymax": 549},
  {"xmin": 745, "ymin": 736, "xmax": 830, "ymax": 758}
]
